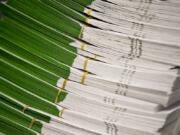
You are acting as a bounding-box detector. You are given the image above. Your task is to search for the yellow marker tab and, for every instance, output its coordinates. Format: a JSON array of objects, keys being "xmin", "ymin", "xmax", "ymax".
[
  {"xmin": 29, "ymin": 117, "xmax": 36, "ymax": 129},
  {"xmin": 93, "ymin": 54, "xmax": 97, "ymax": 60},
  {"xmin": 22, "ymin": 105, "xmax": 29, "ymax": 113},
  {"xmin": 86, "ymin": 9, "xmax": 93, "ymax": 16},
  {"xmin": 59, "ymin": 108, "xmax": 65, "ymax": 117},
  {"xmin": 81, "ymin": 72, "xmax": 88, "ymax": 84},
  {"xmin": 80, "ymin": 42, "xmax": 87, "ymax": 51},
  {"xmin": 83, "ymin": 58, "xmax": 89, "ymax": 71},
  {"xmin": 62, "ymin": 79, "xmax": 67, "ymax": 90},
  {"xmin": 54, "ymin": 88, "xmax": 64, "ymax": 103},
  {"xmin": 79, "ymin": 26, "xmax": 85, "ymax": 39},
  {"xmin": 86, "ymin": 17, "xmax": 92, "ymax": 24}
]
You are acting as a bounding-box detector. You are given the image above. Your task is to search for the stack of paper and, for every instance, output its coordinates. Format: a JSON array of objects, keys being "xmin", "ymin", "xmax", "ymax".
[{"xmin": 0, "ymin": 0, "xmax": 180, "ymax": 135}]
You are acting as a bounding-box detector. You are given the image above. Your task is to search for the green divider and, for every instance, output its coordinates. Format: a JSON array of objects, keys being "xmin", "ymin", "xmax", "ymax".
[
  {"xmin": 0, "ymin": 116, "xmax": 37, "ymax": 135},
  {"xmin": 0, "ymin": 38, "xmax": 70, "ymax": 79},
  {"xmin": 0, "ymin": 4, "xmax": 76, "ymax": 50},
  {"xmin": 5, "ymin": 0, "xmax": 81, "ymax": 37},
  {"xmin": 0, "ymin": 61, "xmax": 67, "ymax": 104},
  {"xmin": 0, "ymin": 93, "xmax": 51, "ymax": 123},
  {"xmin": 72, "ymin": 0, "xmax": 95, "ymax": 6},
  {"xmin": 55, "ymin": 0, "xmax": 85, "ymax": 12},
  {"xmin": 41, "ymin": 0, "xmax": 86, "ymax": 22},
  {"xmin": 1, "ymin": 50, "xmax": 58, "ymax": 86},
  {"xmin": 0, "ymin": 17, "xmax": 77, "ymax": 67},
  {"xmin": 0, "ymin": 101, "xmax": 43, "ymax": 133},
  {"xmin": 0, "ymin": 77, "xmax": 61, "ymax": 116}
]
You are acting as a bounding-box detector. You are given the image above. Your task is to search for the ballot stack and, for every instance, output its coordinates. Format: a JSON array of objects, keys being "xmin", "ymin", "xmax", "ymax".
[{"xmin": 0, "ymin": 0, "xmax": 180, "ymax": 135}]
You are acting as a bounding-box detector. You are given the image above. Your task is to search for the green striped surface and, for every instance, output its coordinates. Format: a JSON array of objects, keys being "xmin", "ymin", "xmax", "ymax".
[
  {"xmin": 0, "ymin": 17, "xmax": 77, "ymax": 67},
  {"xmin": 0, "ymin": 3, "xmax": 76, "ymax": 48},
  {"xmin": 0, "ymin": 116, "xmax": 37, "ymax": 135},
  {"xmin": 5, "ymin": 0, "xmax": 82, "ymax": 37},
  {"xmin": 0, "ymin": 93, "xmax": 51, "ymax": 123},
  {"xmin": 41, "ymin": 0, "xmax": 86, "ymax": 22},
  {"xmin": 1, "ymin": 101, "xmax": 43, "ymax": 133},
  {"xmin": 0, "ymin": 0, "xmax": 91, "ymax": 134},
  {"xmin": 0, "ymin": 76, "xmax": 61, "ymax": 115}
]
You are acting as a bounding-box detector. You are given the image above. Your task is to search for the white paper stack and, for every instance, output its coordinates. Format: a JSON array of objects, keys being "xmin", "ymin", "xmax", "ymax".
[
  {"xmin": 56, "ymin": 0, "xmax": 180, "ymax": 135},
  {"xmin": 1, "ymin": 0, "xmax": 179, "ymax": 135}
]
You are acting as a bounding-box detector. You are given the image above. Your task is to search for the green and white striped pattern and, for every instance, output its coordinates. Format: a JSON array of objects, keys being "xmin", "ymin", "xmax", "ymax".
[{"xmin": 0, "ymin": 0, "xmax": 180, "ymax": 135}]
